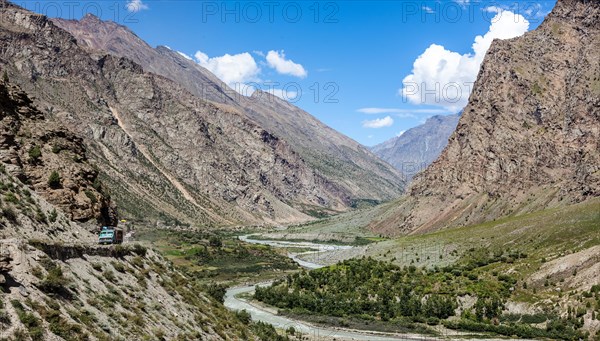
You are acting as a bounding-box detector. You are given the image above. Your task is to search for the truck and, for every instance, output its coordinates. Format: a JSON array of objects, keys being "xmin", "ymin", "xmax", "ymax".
[{"xmin": 98, "ymin": 226, "xmax": 124, "ymax": 245}]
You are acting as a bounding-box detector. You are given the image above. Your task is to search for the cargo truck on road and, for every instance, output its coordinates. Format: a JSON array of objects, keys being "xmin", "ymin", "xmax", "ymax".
[{"xmin": 98, "ymin": 226, "xmax": 124, "ymax": 245}]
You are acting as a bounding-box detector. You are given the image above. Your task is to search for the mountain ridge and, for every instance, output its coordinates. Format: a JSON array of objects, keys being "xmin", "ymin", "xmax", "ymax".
[
  {"xmin": 371, "ymin": 114, "xmax": 460, "ymax": 181},
  {"xmin": 52, "ymin": 14, "xmax": 406, "ymax": 206},
  {"xmin": 370, "ymin": 0, "xmax": 600, "ymax": 235},
  {"xmin": 0, "ymin": 1, "xmax": 363, "ymax": 226}
]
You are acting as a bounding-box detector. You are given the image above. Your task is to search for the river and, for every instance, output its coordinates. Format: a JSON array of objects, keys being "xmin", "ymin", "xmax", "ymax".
[{"xmin": 224, "ymin": 235, "xmax": 433, "ymax": 341}]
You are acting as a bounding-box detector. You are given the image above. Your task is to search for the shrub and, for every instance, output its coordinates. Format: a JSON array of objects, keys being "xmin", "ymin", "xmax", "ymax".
[
  {"xmin": 235, "ymin": 309, "xmax": 252, "ymax": 325},
  {"xmin": 84, "ymin": 190, "xmax": 97, "ymax": 204},
  {"xmin": 0, "ymin": 309, "xmax": 10, "ymax": 325},
  {"xmin": 131, "ymin": 256, "xmax": 144, "ymax": 268},
  {"xmin": 2, "ymin": 206, "xmax": 18, "ymax": 223},
  {"xmin": 35, "ymin": 208, "xmax": 47, "ymax": 224},
  {"xmin": 111, "ymin": 262, "xmax": 126, "ymax": 273},
  {"xmin": 51, "ymin": 144, "xmax": 62, "ymax": 154},
  {"xmin": 205, "ymin": 283, "xmax": 227, "ymax": 303},
  {"xmin": 11, "ymin": 300, "xmax": 44, "ymax": 340},
  {"xmin": 103, "ymin": 269, "xmax": 116, "ymax": 282},
  {"xmin": 39, "ymin": 266, "xmax": 70, "ymax": 295},
  {"xmin": 3, "ymin": 193, "xmax": 18, "ymax": 204},
  {"xmin": 131, "ymin": 244, "xmax": 147, "ymax": 257},
  {"xmin": 28, "ymin": 146, "xmax": 42, "ymax": 163},
  {"xmin": 48, "ymin": 209, "xmax": 57, "ymax": 223},
  {"xmin": 209, "ymin": 235, "xmax": 222, "ymax": 248},
  {"xmin": 47, "ymin": 171, "xmax": 61, "ymax": 188}
]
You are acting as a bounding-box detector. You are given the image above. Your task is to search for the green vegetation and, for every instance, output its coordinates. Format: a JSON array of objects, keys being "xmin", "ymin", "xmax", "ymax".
[
  {"xmin": 37, "ymin": 263, "xmax": 71, "ymax": 298},
  {"xmin": 2, "ymin": 206, "xmax": 18, "ymax": 223},
  {"xmin": 251, "ymin": 200, "xmax": 600, "ymax": 339},
  {"xmin": 255, "ymin": 256, "xmax": 588, "ymax": 339},
  {"xmin": 84, "ymin": 189, "xmax": 97, "ymax": 204},
  {"xmin": 257, "ymin": 257, "xmax": 478, "ymax": 322},
  {"xmin": 11, "ymin": 300, "xmax": 44, "ymax": 340},
  {"xmin": 48, "ymin": 208, "xmax": 57, "ymax": 223},
  {"xmin": 47, "ymin": 171, "xmax": 61, "ymax": 188},
  {"xmin": 0, "ymin": 297, "xmax": 10, "ymax": 326},
  {"xmin": 136, "ymin": 229, "xmax": 299, "ymax": 285},
  {"xmin": 28, "ymin": 145, "xmax": 42, "ymax": 163}
]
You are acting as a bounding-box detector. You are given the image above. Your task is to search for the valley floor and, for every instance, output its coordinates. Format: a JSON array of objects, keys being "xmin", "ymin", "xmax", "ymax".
[{"xmin": 245, "ymin": 198, "xmax": 600, "ymax": 340}]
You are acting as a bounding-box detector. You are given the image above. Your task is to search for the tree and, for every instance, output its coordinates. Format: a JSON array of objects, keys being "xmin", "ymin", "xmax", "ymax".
[
  {"xmin": 205, "ymin": 282, "xmax": 226, "ymax": 303},
  {"xmin": 47, "ymin": 171, "xmax": 61, "ymax": 188},
  {"xmin": 209, "ymin": 235, "xmax": 222, "ymax": 248}
]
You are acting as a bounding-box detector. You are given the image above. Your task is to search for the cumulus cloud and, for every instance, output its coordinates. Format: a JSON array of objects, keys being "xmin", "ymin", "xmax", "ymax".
[
  {"xmin": 400, "ymin": 10, "xmax": 529, "ymax": 111},
  {"xmin": 362, "ymin": 116, "xmax": 394, "ymax": 129},
  {"xmin": 126, "ymin": 0, "xmax": 148, "ymax": 13},
  {"xmin": 177, "ymin": 51, "xmax": 193, "ymax": 61},
  {"xmin": 266, "ymin": 50, "xmax": 307, "ymax": 78},
  {"xmin": 194, "ymin": 51, "xmax": 260, "ymax": 86}
]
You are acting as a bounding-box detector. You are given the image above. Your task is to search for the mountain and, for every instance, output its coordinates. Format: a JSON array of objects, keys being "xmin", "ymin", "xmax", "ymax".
[
  {"xmin": 371, "ymin": 114, "xmax": 460, "ymax": 181},
  {"xmin": 52, "ymin": 14, "xmax": 405, "ymax": 207},
  {"xmin": 0, "ymin": 79, "xmax": 251, "ymax": 340},
  {"xmin": 370, "ymin": 0, "xmax": 600, "ymax": 235},
  {"xmin": 0, "ymin": 1, "xmax": 387, "ymax": 227},
  {"xmin": 0, "ymin": 80, "xmax": 116, "ymax": 227}
]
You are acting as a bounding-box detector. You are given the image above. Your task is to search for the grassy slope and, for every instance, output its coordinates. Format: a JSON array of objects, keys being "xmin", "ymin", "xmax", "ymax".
[
  {"xmin": 369, "ymin": 198, "xmax": 599, "ymax": 268},
  {"xmin": 135, "ymin": 229, "xmax": 301, "ymax": 286}
]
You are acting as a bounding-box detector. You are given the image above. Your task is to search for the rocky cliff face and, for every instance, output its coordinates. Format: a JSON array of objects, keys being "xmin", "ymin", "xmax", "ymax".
[
  {"xmin": 0, "ymin": 1, "xmax": 361, "ymax": 226},
  {"xmin": 52, "ymin": 14, "xmax": 405, "ymax": 205},
  {"xmin": 0, "ymin": 80, "xmax": 116, "ymax": 225},
  {"xmin": 371, "ymin": 0, "xmax": 600, "ymax": 235},
  {"xmin": 371, "ymin": 114, "xmax": 460, "ymax": 181}
]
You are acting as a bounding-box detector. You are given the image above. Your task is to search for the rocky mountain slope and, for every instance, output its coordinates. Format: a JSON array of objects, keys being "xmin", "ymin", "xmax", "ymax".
[
  {"xmin": 371, "ymin": 0, "xmax": 600, "ymax": 235},
  {"xmin": 0, "ymin": 80, "xmax": 254, "ymax": 340},
  {"xmin": 371, "ymin": 114, "xmax": 460, "ymax": 181},
  {"xmin": 52, "ymin": 14, "xmax": 405, "ymax": 206},
  {"xmin": 0, "ymin": 0, "xmax": 372, "ymax": 226},
  {"xmin": 0, "ymin": 79, "xmax": 116, "ymax": 226}
]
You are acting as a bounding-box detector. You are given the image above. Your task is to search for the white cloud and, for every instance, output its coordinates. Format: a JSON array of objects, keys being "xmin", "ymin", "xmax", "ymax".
[
  {"xmin": 362, "ymin": 116, "xmax": 394, "ymax": 129},
  {"xmin": 484, "ymin": 6, "xmax": 502, "ymax": 13},
  {"xmin": 126, "ymin": 0, "xmax": 148, "ymax": 13},
  {"xmin": 400, "ymin": 10, "xmax": 529, "ymax": 111},
  {"xmin": 422, "ymin": 6, "xmax": 435, "ymax": 13},
  {"xmin": 194, "ymin": 51, "xmax": 260, "ymax": 86},
  {"xmin": 266, "ymin": 50, "xmax": 307, "ymax": 78},
  {"xmin": 177, "ymin": 51, "xmax": 193, "ymax": 61}
]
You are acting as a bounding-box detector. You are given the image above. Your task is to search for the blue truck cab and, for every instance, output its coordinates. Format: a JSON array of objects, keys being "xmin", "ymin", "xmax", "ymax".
[{"xmin": 98, "ymin": 226, "xmax": 124, "ymax": 245}]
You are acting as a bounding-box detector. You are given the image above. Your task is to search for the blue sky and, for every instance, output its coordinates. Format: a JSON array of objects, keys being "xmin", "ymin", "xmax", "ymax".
[{"xmin": 25, "ymin": 0, "xmax": 556, "ymax": 146}]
